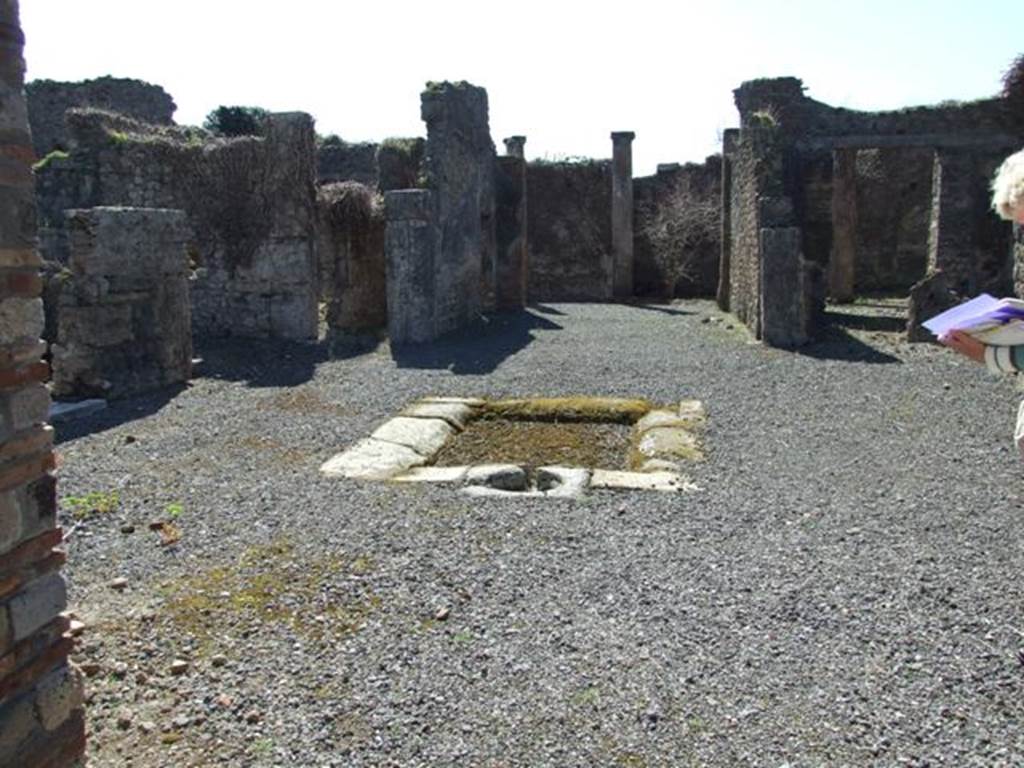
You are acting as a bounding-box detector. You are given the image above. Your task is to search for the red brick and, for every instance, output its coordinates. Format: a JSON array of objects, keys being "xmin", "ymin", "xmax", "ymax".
[
  {"xmin": 0, "ymin": 271, "xmax": 42, "ymax": 298},
  {"xmin": 0, "ymin": 635, "xmax": 72, "ymax": 707},
  {"xmin": 0, "ymin": 528, "xmax": 61, "ymax": 582},
  {"xmin": 0, "ymin": 616, "xmax": 68, "ymax": 679},
  {"xmin": 0, "ymin": 144, "xmax": 35, "ymax": 167},
  {"xmin": 0, "ymin": 551, "xmax": 64, "ymax": 602},
  {"xmin": 0, "ymin": 425, "xmax": 52, "ymax": 463},
  {"xmin": 0, "ymin": 360, "xmax": 48, "ymax": 391},
  {"xmin": 0, "ymin": 452, "xmax": 56, "ymax": 493}
]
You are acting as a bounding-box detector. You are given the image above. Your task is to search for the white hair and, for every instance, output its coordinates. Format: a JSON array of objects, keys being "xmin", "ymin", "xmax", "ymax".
[{"xmin": 991, "ymin": 148, "xmax": 1024, "ymax": 222}]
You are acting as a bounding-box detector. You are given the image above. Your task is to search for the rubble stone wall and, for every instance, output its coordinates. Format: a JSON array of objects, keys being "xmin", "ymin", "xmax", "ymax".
[
  {"xmin": 526, "ymin": 160, "xmax": 613, "ymax": 301},
  {"xmin": 34, "ymin": 109, "xmax": 319, "ymax": 340},
  {"xmin": 51, "ymin": 207, "xmax": 192, "ymax": 399},
  {"xmin": 0, "ymin": 2, "xmax": 86, "ymax": 765},
  {"xmin": 26, "ymin": 75, "xmax": 176, "ymax": 157}
]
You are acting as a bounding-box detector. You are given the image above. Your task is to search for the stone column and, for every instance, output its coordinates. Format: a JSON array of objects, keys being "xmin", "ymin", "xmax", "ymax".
[
  {"xmin": 610, "ymin": 131, "xmax": 635, "ymax": 298},
  {"xmin": 495, "ymin": 155, "xmax": 528, "ymax": 309},
  {"xmin": 385, "ymin": 190, "xmax": 438, "ymax": 344},
  {"xmin": 503, "ymin": 136, "xmax": 526, "ymax": 159},
  {"xmin": 829, "ymin": 148, "xmax": 857, "ymax": 303},
  {"xmin": 716, "ymin": 129, "xmax": 739, "ymax": 310},
  {"xmin": 0, "ymin": 2, "xmax": 86, "ymax": 766}
]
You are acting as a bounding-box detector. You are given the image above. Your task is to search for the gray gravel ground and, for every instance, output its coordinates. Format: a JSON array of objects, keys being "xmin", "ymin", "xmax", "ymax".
[{"xmin": 57, "ymin": 299, "xmax": 1024, "ymax": 767}]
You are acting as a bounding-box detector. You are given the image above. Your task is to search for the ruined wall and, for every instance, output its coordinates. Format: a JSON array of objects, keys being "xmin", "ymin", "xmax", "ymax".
[
  {"xmin": 316, "ymin": 183, "xmax": 386, "ymax": 343},
  {"xmin": 0, "ymin": 3, "xmax": 86, "ymax": 765},
  {"xmin": 34, "ymin": 109, "xmax": 319, "ymax": 340},
  {"xmin": 734, "ymin": 77, "xmax": 1020, "ymax": 304},
  {"xmin": 27, "ymin": 76, "xmax": 176, "ymax": 157},
  {"xmin": 526, "ymin": 160, "xmax": 613, "ymax": 301},
  {"xmin": 733, "ymin": 77, "xmax": 1019, "ymax": 141},
  {"xmin": 51, "ymin": 207, "xmax": 192, "ymax": 399},
  {"xmin": 634, "ymin": 158, "xmax": 721, "ymax": 298},
  {"xmin": 316, "ymin": 139, "xmax": 378, "ymax": 186}
]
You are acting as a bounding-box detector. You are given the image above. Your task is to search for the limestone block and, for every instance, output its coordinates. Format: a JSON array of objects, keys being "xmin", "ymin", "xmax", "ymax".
[
  {"xmin": 7, "ymin": 573, "xmax": 67, "ymax": 643},
  {"xmin": 48, "ymin": 399, "xmax": 107, "ymax": 424},
  {"xmin": 536, "ymin": 466, "xmax": 589, "ymax": 499},
  {"xmin": 400, "ymin": 401, "xmax": 476, "ymax": 430},
  {"xmin": 371, "ymin": 417, "xmax": 454, "ymax": 458},
  {"xmin": 320, "ymin": 438, "xmax": 424, "ymax": 481},
  {"xmin": 465, "ymin": 464, "xmax": 528, "ymax": 491},
  {"xmin": 461, "ymin": 486, "xmax": 543, "ymax": 499},
  {"xmin": 391, "ymin": 466, "xmax": 468, "ymax": 484},
  {"xmin": 634, "ymin": 427, "xmax": 702, "ymax": 464},
  {"xmin": 590, "ymin": 470, "xmax": 684, "ymax": 493},
  {"xmin": 33, "ymin": 664, "xmax": 84, "ymax": 731},
  {"xmin": 0, "ymin": 297, "xmax": 43, "ymax": 346},
  {"xmin": 638, "ymin": 458, "xmax": 682, "ymax": 473},
  {"xmin": 677, "ymin": 399, "xmax": 706, "ymax": 421},
  {"xmin": 421, "ymin": 396, "xmax": 486, "ymax": 407}
]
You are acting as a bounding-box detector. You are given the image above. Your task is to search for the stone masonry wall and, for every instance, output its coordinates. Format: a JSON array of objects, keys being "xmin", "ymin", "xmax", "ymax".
[
  {"xmin": 51, "ymin": 207, "xmax": 192, "ymax": 399},
  {"xmin": 634, "ymin": 158, "xmax": 721, "ymax": 298},
  {"xmin": 34, "ymin": 109, "xmax": 319, "ymax": 340},
  {"xmin": 27, "ymin": 76, "xmax": 176, "ymax": 157},
  {"xmin": 0, "ymin": 2, "xmax": 87, "ymax": 766},
  {"xmin": 316, "ymin": 139, "xmax": 379, "ymax": 187},
  {"xmin": 526, "ymin": 160, "xmax": 613, "ymax": 301}
]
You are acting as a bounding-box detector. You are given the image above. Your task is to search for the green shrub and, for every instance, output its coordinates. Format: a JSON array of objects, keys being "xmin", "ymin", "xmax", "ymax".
[{"xmin": 203, "ymin": 105, "xmax": 269, "ymax": 137}]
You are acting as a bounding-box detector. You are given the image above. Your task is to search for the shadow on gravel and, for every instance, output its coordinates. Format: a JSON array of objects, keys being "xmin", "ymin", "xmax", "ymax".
[
  {"xmin": 624, "ymin": 300, "xmax": 696, "ymax": 317},
  {"xmin": 54, "ymin": 384, "xmax": 187, "ymax": 445},
  {"xmin": 796, "ymin": 323, "xmax": 901, "ymax": 364},
  {"xmin": 192, "ymin": 336, "xmax": 327, "ymax": 387},
  {"xmin": 528, "ymin": 303, "xmax": 567, "ymax": 316},
  {"xmin": 392, "ymin": 309, "xmax": 561, "ymax": 374},
  {"xmin": 823, "ymin": 309, "xmax": 906, "ymax": 333}
]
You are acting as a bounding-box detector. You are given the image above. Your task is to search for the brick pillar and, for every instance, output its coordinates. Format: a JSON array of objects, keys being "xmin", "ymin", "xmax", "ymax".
[
  {"xmin": 0, "ymin": 1, "xmax": 87, "ymax": 765},
  {"xmin": 716, "ymin": 128, "xmax": 739, "ymax": 310},
  {"xmin": 611, "ymin": 131, "xmax": 635, "ymax": 297},
  {"xmin": 829, "ymin": 148, "xmax": 857, "ymax": 303},
  {"xmin": 503, "ymin": 136, "xmax": 526, "ymax": 159}
]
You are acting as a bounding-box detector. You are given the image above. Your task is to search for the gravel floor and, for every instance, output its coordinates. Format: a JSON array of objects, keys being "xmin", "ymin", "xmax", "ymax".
[{"xmin": 57, "ymin": 299, "xmax": 1024, "ymax": 767}]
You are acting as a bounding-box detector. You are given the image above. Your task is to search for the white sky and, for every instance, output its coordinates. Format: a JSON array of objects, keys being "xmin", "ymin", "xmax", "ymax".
[{"xmin": 21, "ymin": 0, "xmax": 1024, "ymax": 176}]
